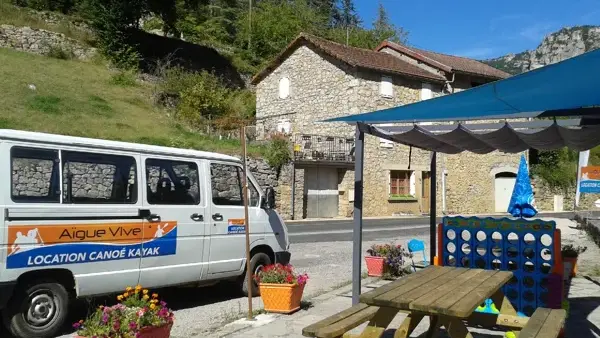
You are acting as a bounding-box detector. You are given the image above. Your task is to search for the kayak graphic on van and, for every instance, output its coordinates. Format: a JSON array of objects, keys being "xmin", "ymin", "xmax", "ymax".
[{"xmin": 6, "ymin": 222, "xmax": 178, "ymax": 269}]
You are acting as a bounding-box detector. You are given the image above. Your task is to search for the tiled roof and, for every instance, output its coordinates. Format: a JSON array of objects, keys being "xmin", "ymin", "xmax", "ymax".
[
  {"xmin": 376, "ymin": 41, "xmax": 511, "ymax": 80},
  {"xmin": 251, "ymin": 33, "xmax": 446, "ymax": 85}
]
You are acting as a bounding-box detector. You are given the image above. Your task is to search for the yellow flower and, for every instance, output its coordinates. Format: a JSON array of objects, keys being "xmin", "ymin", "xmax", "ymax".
[
  {"xmin": 123, "ymin": 292, "xmax": 129, "ymax": 298},
  {"xmin": 143, "ymin": 295, "xmax": 149, "ymax": 300},
  {"xmin": 126, "ymin": 286, "xmax": 132, "ymax": 292},
  {"xmin": 152, "ymin": 293, "xmax": 159, "ymax": 299},
  {"xmin": 151, "ymin": 299, "xmax": 158, "ymax": 304},
  {"xmin": 150, "ymin": 303, "xmax": 156, "ymax": 310},
  {"xmin": 135, "ymin": 284, "xmax": 142, "ymax": 291},
  {"xmin": 117, "ymin": 295, "xmax": 123, "ymax": 301},
  {"xmin": 143, "ymin": 289, "xmax": 149, "ymax": 295}
]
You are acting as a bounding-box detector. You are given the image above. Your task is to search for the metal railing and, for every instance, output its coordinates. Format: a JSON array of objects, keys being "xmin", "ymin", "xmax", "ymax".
[{"xmin": 292, "ymin": 134, "xmax": 355, "ymax": 163}]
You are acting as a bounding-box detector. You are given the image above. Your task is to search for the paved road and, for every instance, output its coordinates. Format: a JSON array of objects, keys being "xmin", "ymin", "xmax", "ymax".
[{"xmin": 287, "ymin": 212, "xmax": 575, "ymax": 243}]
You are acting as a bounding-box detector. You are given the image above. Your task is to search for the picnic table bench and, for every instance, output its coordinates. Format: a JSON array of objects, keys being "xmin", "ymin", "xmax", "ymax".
[{"xmin": 303, "ymin": 266, "xmax": 564, "ymax": 338}]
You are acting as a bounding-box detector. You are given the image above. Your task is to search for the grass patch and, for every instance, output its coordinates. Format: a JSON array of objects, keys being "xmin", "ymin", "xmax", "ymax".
[
  {"xmin": 0, "ymin": 47, "xmax": 265, "ymax": 156},
  {"xmin": 27, "ymin": 95, "xmax": 62, "ymax": 114},
  {"xmin": 109, "ymin": 71, "xmax": 138, "ymax": 87},
  {"xmin": 0, "ymin": 3, "xmax": 94, "ymax": 44}
]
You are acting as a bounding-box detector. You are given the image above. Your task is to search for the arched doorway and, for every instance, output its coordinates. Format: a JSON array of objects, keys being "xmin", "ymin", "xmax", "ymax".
[{"xmin": 494, "ymin": 172, "xmax": 517, "ymax": 212}]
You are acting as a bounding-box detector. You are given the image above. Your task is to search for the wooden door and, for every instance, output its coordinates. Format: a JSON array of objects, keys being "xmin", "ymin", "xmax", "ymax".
[{"xmin": 421, "ymin": 171, "xmax": 431, "ymax": 214}]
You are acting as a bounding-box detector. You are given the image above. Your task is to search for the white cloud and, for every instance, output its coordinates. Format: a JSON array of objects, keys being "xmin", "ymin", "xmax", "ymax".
[
  {"xmin": 519, "ymin": 22, "xmax": 555, "ymax": 41},
  {"xmin": 489, "ymin": 14, "xmax": 528, "ymax": 31},
  {"xmin": 452, "ymin": 47, "xmax": 496, "ymax": 59}
]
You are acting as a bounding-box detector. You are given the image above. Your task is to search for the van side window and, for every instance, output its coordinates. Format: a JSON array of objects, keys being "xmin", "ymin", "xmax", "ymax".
[
  {"xmin": 11, "ymin": 147, "xmax": 60, "ymax": 203},
  {"xmin": 145, "ymin": 159, "xmax": 200, "ymax": 205},
  {"xmin": 62, "ymin": 151, "xmax": 137, "ymax": 204},
  {"xmin": 210, "ymin": 163, "xmax": 259, "ymax": 207}
]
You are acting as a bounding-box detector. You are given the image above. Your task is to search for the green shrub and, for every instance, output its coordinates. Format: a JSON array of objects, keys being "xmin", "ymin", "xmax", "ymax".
[
  {"xmin": 178, "ymin": 71, "xmax": 231, "ymax": 128},
  {"xmin": 46, "ymin": 44, "xmax": 75, "ymax": 60},
  {"xmin": 109, "ymin": 71, "xmax": 137, "ymax": 86},
  {"xmin": 264, "ymin": 133, "xmax": 291, "ymax": 171}
]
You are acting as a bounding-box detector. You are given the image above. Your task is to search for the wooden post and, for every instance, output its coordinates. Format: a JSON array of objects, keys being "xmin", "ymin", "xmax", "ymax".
[{"xmin": 241, "ymin": 125, "xmax": 253, "ymax": 320}]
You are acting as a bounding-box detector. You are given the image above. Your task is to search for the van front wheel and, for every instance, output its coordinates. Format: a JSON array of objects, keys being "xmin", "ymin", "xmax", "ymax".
[
  {"xmin": 3, "ymin": 280, "xmax": 69, "ymax": 338},
  {"xmin": 241, "ymin": 252, "xmax": 271, "ymax": 297}
]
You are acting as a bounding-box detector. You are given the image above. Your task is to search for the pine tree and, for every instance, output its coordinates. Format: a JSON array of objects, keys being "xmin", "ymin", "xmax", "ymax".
[
  {"xmin": 371, "ymin": 2, "xmax": 407, "ymax": 44},
  {"xmin": 332, "ymin": 0, "xmax": 360, "ymax": 28}
]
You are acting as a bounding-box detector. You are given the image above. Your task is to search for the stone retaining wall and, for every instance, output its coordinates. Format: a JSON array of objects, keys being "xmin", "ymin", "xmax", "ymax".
[{"xmin": 0, "ymin": 24, "xmax": 96, "ymax": 60}]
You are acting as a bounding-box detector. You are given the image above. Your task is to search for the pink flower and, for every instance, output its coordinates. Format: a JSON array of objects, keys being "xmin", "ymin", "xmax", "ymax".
[
  {"xmin": 72, "ymin": 322, "xmax": 81, "ymax": 329},
  {"xmin": 129, "ymin": 321, "xmax": 137, "ymax": 330},
  {"xmin": 137, "ymin": 308, "xmax": 146, "ymax": 317}
]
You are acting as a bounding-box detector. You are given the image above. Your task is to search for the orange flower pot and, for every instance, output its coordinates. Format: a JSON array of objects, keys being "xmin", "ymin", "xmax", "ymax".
[
  {"xmin": 259, "ymin": 283, "xmax": 305, "ymax": 314},
  {"xmin": 563, "ymin": 257, "xmax": 578, "ymax": 277},
  {"xmin": 365, "ymin": 256, "xmax": 386, "ymax": 277},
  {"xmin": 76, "ymin": 323, "xmax": 172, "ymax": 338}
]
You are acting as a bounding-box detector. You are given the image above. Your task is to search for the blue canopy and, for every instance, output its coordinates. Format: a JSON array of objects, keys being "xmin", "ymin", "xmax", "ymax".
[{"xmin": 326, "ymin": 49, "xmax": 600, "ymax": 123}]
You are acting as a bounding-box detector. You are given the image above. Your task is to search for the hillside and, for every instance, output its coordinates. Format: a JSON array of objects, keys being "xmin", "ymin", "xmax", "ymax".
[
  {"xmin": 485, "ymin": 25, "xmax": 600, "ymax": 74},
  {"xmin": 0, "ymin": 47, "xmax": 263, "ymax": 155}
]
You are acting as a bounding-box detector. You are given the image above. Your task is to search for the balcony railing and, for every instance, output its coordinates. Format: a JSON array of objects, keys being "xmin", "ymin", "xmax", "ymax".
[{"xmin": 292, "ymin": 134, "xmax": 355, "ymax": 163}]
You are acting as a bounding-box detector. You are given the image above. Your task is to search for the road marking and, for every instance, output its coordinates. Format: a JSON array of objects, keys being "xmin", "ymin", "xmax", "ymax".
[{"xmin": 289, "ymin": 225, "xmax": 430, "ymax": 236}]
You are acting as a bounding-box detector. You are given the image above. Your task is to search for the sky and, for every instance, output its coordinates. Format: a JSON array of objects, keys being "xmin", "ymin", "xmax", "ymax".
[{"xmin": 356, "ymin": 0, "xmax": 600, "ymax": 59}]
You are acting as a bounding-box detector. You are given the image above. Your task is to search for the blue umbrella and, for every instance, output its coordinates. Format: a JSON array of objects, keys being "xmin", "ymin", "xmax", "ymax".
[{"xmin": 507, "ymin": 154, "xmax": 538, "ymax": 218}]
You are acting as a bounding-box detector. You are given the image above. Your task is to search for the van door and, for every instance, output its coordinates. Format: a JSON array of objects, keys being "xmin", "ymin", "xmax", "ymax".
[
  {"xmin": 207, "ymin": 161, "xmax": 265, "ymax": 275},
  {"xmin": 138, "ymin": 156, "xmax": 208, "ymax": 288}
]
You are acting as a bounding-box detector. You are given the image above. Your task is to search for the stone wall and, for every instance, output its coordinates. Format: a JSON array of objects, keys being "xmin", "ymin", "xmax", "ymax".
[
  {"xmin": 0, "ymin": 25, "xmax": 96, "ymax": 60},
  {"xmin": 533, "ymin": 178, "xmax": 600, "ymax": 212}
]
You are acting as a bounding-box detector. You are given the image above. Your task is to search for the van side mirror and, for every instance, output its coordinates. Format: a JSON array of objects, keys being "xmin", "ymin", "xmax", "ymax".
[{"xmin": 265, "ymin": 187, "xmax": 276, "ymax": 209}]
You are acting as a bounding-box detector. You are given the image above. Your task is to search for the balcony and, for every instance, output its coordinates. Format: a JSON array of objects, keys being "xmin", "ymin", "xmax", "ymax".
[{"xmin": 292, "ymin": 134, "xmax": 355, "ymax": 165}]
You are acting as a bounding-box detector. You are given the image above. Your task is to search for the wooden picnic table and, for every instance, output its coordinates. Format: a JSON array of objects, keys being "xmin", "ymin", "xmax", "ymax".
[{"xmin": 357, "ymin": 265, "xmax": 517, "ymax": 338}]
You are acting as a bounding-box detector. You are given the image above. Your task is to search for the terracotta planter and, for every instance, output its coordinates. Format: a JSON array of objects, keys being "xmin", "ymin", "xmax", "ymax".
[
  {"xmin": 76, "ymin": 322, "xmax": 172, "ymax": 338},
  {"xmin": 259, "ymin": 283, "xmax": 305, "ymax": 314},
  {"xmin": 365, "ymin": 256, "xmax": 386, "ymax": 277},
  {"xmin": 563, "ymin": 257, "xmax": 578, "ymax": 277}
]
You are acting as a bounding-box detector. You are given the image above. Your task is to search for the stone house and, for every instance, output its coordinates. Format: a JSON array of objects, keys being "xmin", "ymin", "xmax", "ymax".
[{"xmin": 251, "ymin": 33, "xmax": 530, "ymax": 219}]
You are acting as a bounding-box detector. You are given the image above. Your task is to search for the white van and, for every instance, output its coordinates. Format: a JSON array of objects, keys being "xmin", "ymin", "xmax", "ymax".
[{"xmin": 0, "ymin": 130, "xmax": 291, "ymax": 338}]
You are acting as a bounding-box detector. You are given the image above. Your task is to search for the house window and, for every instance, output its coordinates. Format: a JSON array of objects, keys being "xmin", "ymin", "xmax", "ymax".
[
  {"xmin": 421, "ymin": 83, "xmax": 433, "ymax": 101},
  {"xmin": 389, "ymin": 170, "xmax": 415, "ymax": 197},
  {"xmin": 276, "ymin": 119, "xmax": 291, "ymax": 134},
  {"xmin": 378, "ymin": 123, "xmax": 394, "ymax": 148},
  {"xmin": 419, "ymin": 83, "xmax": 434, "ymax": 125},
  {"xmin": 380, "ymin": 75, "xmax": 393, "ymax": 98},
  {"xmin": 279, "ymin": 77, "xmax": 290, "ymax": 99}
]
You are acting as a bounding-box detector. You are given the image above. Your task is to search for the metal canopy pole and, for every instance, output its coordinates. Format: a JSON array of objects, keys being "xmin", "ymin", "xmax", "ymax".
[
  {"xmin": 352, "ymin": 125, "xmax": 365, "ymax": 305},
  {"xmin": 240, "ymin": 125, "xmax": 254, "ymax": 320},
  {"xmin": 429, "ymin": 151, "xmax": 437, "ymax": 263}
]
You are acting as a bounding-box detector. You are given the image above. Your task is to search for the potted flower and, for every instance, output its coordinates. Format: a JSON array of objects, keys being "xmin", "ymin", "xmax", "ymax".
[
  {"xmin": 254, "ymin": 263, "xmax": 308, "ymax": 314},
  {"xmin": 383, "ymin": 244, "xmax": 413, "ymax": 280},
  {"xmin": 561, "ymin": 244, "xmax": 587, "ymax": 278},
  {"xmin": 73, "ymin": 285, "xmax": 174, "ymax": 338},
  {"xmin": 365, "ymin": 244, "xmax": 389, "ymax": 277}
]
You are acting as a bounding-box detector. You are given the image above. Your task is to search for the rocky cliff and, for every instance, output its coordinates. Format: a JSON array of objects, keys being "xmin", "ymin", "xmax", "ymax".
[{"xmin": 485, "ymin": 25, "xmax": 600, "ymax": 74}]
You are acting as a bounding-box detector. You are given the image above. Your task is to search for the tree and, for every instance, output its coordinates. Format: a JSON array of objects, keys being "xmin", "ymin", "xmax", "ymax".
[
  {"xmin": 235, "ymin": 0, "xmax": 328, "ymax": 67},
  {"xmin": 372, "ymin": 2, "xmax": 407, "ymax": 44},
  {"xmin": 332, "ymin": 0, "xmax": 360, "ymax": 29}
]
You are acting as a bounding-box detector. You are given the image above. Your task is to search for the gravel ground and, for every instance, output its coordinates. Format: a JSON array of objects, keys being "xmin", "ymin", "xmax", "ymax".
[{"xmin": 28, "ymin": 229, "xmax": 427, "ymax": 338}]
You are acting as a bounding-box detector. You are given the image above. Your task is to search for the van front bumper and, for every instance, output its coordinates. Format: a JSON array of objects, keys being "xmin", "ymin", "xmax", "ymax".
[
  {"xmin": 275, "ymin": 251, "xmax": 291, "ymax": 265},
  {"xmin": 0, "ymin": 281, "xmax": 16, "ymax": 309}
]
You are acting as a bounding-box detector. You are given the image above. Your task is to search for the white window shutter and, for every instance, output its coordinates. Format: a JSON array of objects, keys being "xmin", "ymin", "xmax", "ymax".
[
  {"xmin": 419, "ymin": 83, "xmax": 434, "ymax": 125},
  {"xmin": 279, "ymin": 77, "xmax": 290, "ymax": 99},
  {"xmin": 409, "ymin": 171, "xmax": 416, "ymax": 196},
  {"xmin": 380, "ymin": 76, "xmax": 393, "ymax": 98},
  {"xmin": 421, "ymin": 83, "xmax": 433, "ymax": 101},
  {"xmin": 276, "ymin": 119, "xmax": 291, "ymax": 134},
  {"xmin": 379, "ymin": 123, "xmax": 394, "ymax": 148}
]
